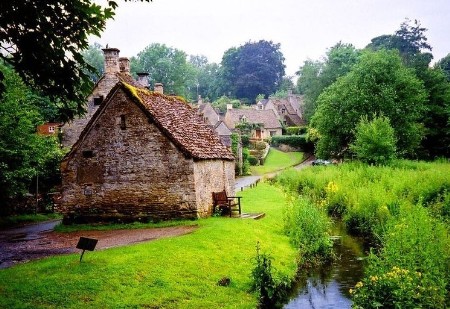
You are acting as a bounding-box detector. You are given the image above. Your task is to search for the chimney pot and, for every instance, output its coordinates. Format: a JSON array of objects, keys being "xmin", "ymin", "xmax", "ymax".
[
  {"xmin": 154, "ymin": 83, "xmax": 164, "ymax": 94},
  {"xmin": 136, "ymin": 72, "xmax": 149, "ymax": 88},
  {"xmin": 102, "ymin": 48, "xmax": 120, "ymax": 74},
  {"xmin": 119, "ymin": 57, "xmax": 130, "ymax": 74}
]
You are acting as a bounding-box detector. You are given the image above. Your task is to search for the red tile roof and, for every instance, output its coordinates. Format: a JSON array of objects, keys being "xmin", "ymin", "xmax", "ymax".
[{"xmin": 69, "ymin": 82, "xmax": 234, "ymax": 161}]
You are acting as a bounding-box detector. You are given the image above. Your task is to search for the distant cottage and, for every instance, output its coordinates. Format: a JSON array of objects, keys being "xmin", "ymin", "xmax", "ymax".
[
  {"xmin": 224, "ymin": 108, "xmax": 282, "ymax": 139},
  {"xmin": 60, "ymin": 48, "xmax": 235, "ymax": 224},
  {"xmin": 256, "ymin": 91, "xmax": 305, "ymax": 126}
]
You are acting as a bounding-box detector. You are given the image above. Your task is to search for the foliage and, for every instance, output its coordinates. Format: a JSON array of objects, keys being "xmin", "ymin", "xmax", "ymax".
[
  {"xmin": 311, "ymin": 49, "xmax": 426, "ymax": 159},
  {"xmin": 285, "ymin": 126, "xmax": 307, "ymax": 135},
  {"xmin": 296, "ymin": 42, "xmax": 360, "ymax": 121},
  {"xmin": 189, "ymin": 57, "xmax": 222, "ymax": 101},
  {"xmin": 352, "ymin": 206, "xmax": 450, "ymax": 308},
  {"xmin": 130, "ymin": 43, "xmax": 196, "ymax": 99},
  {"xmin": 220, "ymin": 40, "xmax": 285, "ymax": 101},
  {"xmin": 282, "ymin": 196, "xmax": 333, "ymax": 266},
  {"xmin": 211, "ymin": 95, "xmax": 241, "ymax": 113},
  {"xmin": 0, "ymin": 0, "xmax": 127, "ymax": 120},
  {"xmin": 0, "ymin": 63, "xmax": 65, "ymax": 208},
  {"xmin": 248, "ymin": 155, "xmax": 259, "ymax": 166},
  {"xmin": 435, "ymin": 53, "xmax": 450, "ymax": 82},
  {"xmin": 350, "ymin": 115, "xmax": 397, "ymax": 165},
  {"xmin": 251, "ymin": 242, "xmax": 291, "ymax": 308},
  {"xmin": 270, "ymin": 135, "xmax": 313, "ymax": 152},
  {"xmin": 81, "ymin": 43, "xmax": 105, "ymax": 82},
  {"xmin": 0, "ymin": 183, "xmax": 298, "ymax": 309}
]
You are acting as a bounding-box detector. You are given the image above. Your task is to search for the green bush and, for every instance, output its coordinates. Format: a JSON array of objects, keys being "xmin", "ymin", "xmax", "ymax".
[
  {"xmin": 350, "ymin": 115, "xmax": 396, "ymax": 165},
  {"xmin": 352, "ymin": 206, "xmax": 450, "ymax": 308},
  {"xmin": 285, "ymin": 126, "xmax": 308, "ymax": 135},
  {"xmin": 271, "ymin": 134, "xmax": 313, "ymax": 152},
  {"xmin": 248, "ymin": 155, "xmax": 259, "ymax": 166},
  {"xmin": 283, "ymin": 196, "xmax": 333, "ymax": 266}
]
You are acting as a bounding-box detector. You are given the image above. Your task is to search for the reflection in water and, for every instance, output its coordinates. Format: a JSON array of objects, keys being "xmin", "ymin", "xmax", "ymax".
[{"xmin": 285, "ymin": 222, "xmax": 365, "ymax": 309}]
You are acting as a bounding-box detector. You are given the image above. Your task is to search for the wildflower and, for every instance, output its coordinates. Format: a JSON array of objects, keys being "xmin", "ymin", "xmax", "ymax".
[{"xmin": 355, "ymin": 281, "xmax": 363, "ymax": 289}]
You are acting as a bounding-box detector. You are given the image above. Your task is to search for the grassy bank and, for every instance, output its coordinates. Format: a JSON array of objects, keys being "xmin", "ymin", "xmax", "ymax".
[
  {"xmin": 0, "ymin": 183, "xmax": 298, "ymax": 309},
  {"xmin": 276, "ymin": 160, "xmax": 450, "ymax": 308},
  {"xmin": 250, "ymin": 148, "xmax": 303, "ymax": 176}
]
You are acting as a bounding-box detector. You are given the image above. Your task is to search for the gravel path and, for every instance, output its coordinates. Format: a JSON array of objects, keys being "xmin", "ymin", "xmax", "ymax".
[{"xmin": 0, "ymin": 224, "xmax": 197, "ymax": 269}]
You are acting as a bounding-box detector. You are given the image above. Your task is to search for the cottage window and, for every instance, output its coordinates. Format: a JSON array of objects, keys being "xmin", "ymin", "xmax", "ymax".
[
  {"xmin": 84, "ymin": 185, "xmax": 93, "ymax": 196},
  {"xmin": 82, "ymin": 150, "xmax": 94, "ymax": 158},
  {"xmin": 270, "ymin": 131, "xmax": 277, "ymax": 137},
  {"xmin": 120, "ymin": 115, "xmax": 126, "ymax": 130},
  {"xmin": 93, "ymin": 96, "xmax": 103, "ymax": 106},
  {"xmin": 48, "ymin": 126, "xmax": 55, "ymax": 133}
]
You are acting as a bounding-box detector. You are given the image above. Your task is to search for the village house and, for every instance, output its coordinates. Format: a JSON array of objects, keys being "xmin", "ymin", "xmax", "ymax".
[
  {"xmin": 37, "ymin": 122, "xmax": 63, "ymax": 136},
  {"xmin": 224, "ymin": 107, "xmax": 282, "ymax": 139},
  {"xmin": 255, "ymin": 90, "xmax": 305, "ymax": 126},
  {"xmin": 62, "ymin": 47, "xmax": 144, "ymax": 148},
  {"xmin": 196, "ymin": 100, "xmax": 232, "ymax": 147},
  {"xmin": 60, "ymin": 48, "xmax": 235, "ymax": 224}
]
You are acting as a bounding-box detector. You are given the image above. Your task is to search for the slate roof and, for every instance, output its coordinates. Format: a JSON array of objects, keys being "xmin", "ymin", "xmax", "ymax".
[
  {"xmin": 68, "ymin": 82, "xmax": 234, "ymax": 161},
  {"xmin": 224, "ymin": 109, "xmax": 281, "ymax": 129}
]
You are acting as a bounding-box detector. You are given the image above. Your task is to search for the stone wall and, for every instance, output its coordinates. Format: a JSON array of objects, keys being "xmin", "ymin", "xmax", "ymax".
[
  {"xmin": 62, "ymin": 74, "xmax": 120, "ymax": 148},
  {"xmin": 61, "ymin": 89, "xmax": 199, "ymax": 223},
  {"xmin": 192, "ymin": 160, "xmax": 235, "ymax": 216}
]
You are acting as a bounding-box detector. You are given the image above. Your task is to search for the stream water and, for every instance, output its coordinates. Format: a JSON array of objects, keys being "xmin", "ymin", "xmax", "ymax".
[{"xmin": 284, "ymin": 222, "xmax": 366, "ymax": 309}]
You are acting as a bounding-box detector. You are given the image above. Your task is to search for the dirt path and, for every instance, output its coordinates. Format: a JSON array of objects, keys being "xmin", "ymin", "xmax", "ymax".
[{"xmin": 0, "ymin": 224, "xmax": 197, "ymax": 269}]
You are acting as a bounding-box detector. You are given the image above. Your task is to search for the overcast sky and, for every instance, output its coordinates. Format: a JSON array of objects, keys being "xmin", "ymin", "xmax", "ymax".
[{"xmin": 91, "ymin": 0, "xmax": 450, "ymax": 77}]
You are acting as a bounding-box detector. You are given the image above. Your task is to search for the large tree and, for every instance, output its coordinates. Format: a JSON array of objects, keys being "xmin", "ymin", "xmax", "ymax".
[
  {"xmin": 130, "ymin": 43, "xmax": 196, "ymax": 99},
  {"xmin": 220, "ymin": 40, "xmax": 285, "ymax": 102},
  {"xmin": 311, "ymin": 50, "xmax": 426, "ymax": 159},
  {"xmin": 296, "ymin": 42, "xmax": 360, "ymax": 121},
  {"xmin": 0, "ymin": 63, "xmax": 64, "ymax": 208},
  {"xmin": 435, "ymin": 53, "xmax": 450, "ymax": 82},
  {"xmin": 0, "ymin": 1, "xmax": 150, "ymax": 121},
  {"xmin": 189, "ymin": 55, "xmax": 222, "ymax": 102},
  {"xmin": 81, "ymin": 43, "xmax": 105, "ymax": 83}
]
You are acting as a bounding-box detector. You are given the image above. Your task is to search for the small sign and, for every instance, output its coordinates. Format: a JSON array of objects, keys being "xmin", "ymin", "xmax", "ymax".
[{"xmin": 76, "ymin": 237, "xmax": 98, "ymax": 262}]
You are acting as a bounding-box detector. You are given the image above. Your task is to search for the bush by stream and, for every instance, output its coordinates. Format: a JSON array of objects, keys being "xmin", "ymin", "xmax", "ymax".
[{"xmin": 276, "ymin": 160, "xmax": 450, "ymax": 308}]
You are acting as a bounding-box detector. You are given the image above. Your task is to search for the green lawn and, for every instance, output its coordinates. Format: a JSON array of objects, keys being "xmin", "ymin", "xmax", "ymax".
[
  {"xmin": 0, "ymin": 183, "xmax": 298, "ymax": 309},
  {"xmin": 0, "ymin": 213, "xmax": 62, "ymax": 228},
  {"xmin": 250, "ymin": 148, "xmax": 304, "ymax": 176}
]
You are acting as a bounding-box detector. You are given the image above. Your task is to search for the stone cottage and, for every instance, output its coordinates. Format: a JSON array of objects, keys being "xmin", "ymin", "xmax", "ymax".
[
  {"xmin": 62, "ymin": 47, "xmax": 142, "ymax": 147},
  {"xmin": 256, "ymin": 90, "xmax": 305, "ymax": 126},
  {"xmin": 60, "ymin": 81, "xmax": 235, "ymax": 224},
  {"xmin": 224, "ymin": 108, "xmax": 282, "ymax": 139},
  {"xmin": 196, "ymin": 101, "xmax": 232, "ymax": 147}
]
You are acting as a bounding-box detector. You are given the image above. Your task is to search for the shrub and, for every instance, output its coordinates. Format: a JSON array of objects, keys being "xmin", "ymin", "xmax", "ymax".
[
  {"xmin": 352, "ymin": 205, "xmax": 450, "ymax": 308},
  {"xmin": 248, "ymin": 155, "xmax": 259, "ymax": 166},
  {"xmin": 271, "ymin": 134, "xmax": 313, "ymax": 152},
  {"xmin": 350, "ymin": 115, "xmax": 396, "ymax": 165},
  {"xmin": 251, "ymin": 243, "xmax": 290, "ymax": 308},
  {"xmin": 283, "ymin": 197, "xmax": 333, "ymax": 266},
  {"xmin": 285, "ymin": 126, "xmax": 307, "ymax": 135}
]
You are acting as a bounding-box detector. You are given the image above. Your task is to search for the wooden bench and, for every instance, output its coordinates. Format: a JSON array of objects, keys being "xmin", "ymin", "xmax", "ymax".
[{"xmin": 212, "ymin": 190, "xmax": 242, "ymax": 217}]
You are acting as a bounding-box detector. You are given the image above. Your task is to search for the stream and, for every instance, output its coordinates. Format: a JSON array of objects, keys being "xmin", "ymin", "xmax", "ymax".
[{"xmin": 284, "ymin": 222, "xmax": 366, "ymax": 309}]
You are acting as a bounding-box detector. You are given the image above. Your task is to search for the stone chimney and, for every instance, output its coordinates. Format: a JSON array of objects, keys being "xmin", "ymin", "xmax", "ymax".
[
  {"xmin": 119, "ymin": 57, "xmax": 130, "ymax": 75},
  {"xmin": 102, "ymin": 48, "xmax": 120, "ymax": 74},
  {"xmin": 154, "ymin": 83, "xmax": 164, "ymax": 94},
  {"xmin": 226, "ymin": 103, "xmax": 233, "ymax": 110},
  {"xmin": 136, "ymin": 72, "xmax": 149, "ymax": 88},
  {"xmin": 197, "ymin": 95, "xmax": 203, "ymax": 105}
]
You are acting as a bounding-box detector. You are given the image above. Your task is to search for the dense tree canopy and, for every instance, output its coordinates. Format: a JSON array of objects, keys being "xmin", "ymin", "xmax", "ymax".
[
  {"xmin": 311, "ymin": 50, "xmax": 427, "ymax": 159},
  {"xmin": 81, "ymin": 43, "xmax": 105, "ymax": 82},
  {"xmin": 435, "ymin": 53, "xmax": 450, "ymax": 82},
  {"xmin": 296, "ymin": 42, "xmax": 360, "ymax": 121},
  {"xmin": 220, "ymin": 40, "xmax": 285, "ymax": 102},
  {"xmin": 0, "ymin": 63, "xmax": 63, "ymax": 205},
  {"xmin": 130, "ymin": 43, "xmax": 196, "ymax": 99}
]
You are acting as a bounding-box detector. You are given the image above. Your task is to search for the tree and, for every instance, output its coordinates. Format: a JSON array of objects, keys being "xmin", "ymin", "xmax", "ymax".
[
  {"xmin": 189, "ymin": 55, "xmax": 222, "ymax": 101},
  {"xmin": 311, "ymin": 50, "xmax": 426, "ymax": 159},
  {"xmin": 81, "ymin": 43, "xmax": 105, "ymax": 82},
  {"xmin": 0, "ymin": 1, "xmax": 119, "ymax": 120},
  {"xmin": 435, "ymin": 53, "xmax": 450, "ymax": 82},
  {"xmin": 0, "ymin": 63, "xmax": 64, "ymax": 208},
  {"xmin": 296, "ymin": 42, "xmax": 360, "ymax": 122},
  {"xmin": 350, "ymin": 115, "xmax": 397, "ymax": 165},
  {"xmin": 220, "ymin": 40, "xmax": 285, "ymax": 102},
  {"xmin": 130, "ymin": 43, "xmax": 196, "ymax": 99}
]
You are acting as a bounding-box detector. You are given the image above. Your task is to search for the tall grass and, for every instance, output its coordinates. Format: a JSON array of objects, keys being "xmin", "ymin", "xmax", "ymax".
[{"xmin": 276, "ymin": 160, "xmax": 450, "ymax": 308}]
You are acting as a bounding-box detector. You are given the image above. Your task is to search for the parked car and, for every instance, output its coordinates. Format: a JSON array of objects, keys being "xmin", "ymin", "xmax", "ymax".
[{"xmin": 312, "ymin": 159, "xmax": 333, "ymax": 166}]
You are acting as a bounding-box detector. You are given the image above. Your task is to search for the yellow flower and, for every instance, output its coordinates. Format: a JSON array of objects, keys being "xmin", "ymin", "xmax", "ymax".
[{"xmin": 355, "ymin": 281, "xmax": 363, "ymax": 289}]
